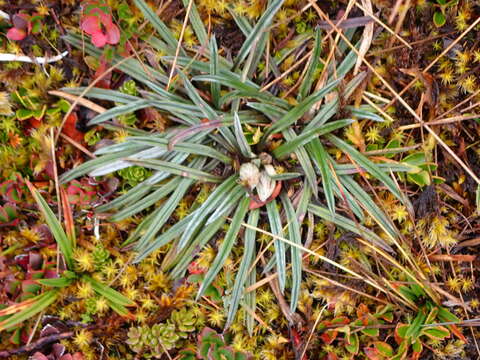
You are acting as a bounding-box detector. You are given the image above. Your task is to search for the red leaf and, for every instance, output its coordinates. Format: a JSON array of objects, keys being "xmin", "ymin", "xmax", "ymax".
[
  {"xmin": 105, "ymin": 22, "xmax": 120, "ymax": 45},
  {"xmin": 91, "ymin": 31, "xmax": 108, "ymax": 48},
  {"xmin": 7, "ymin": 27, "xmax": 27, "ymax": 41},
  {"xmin": 80, "ymin": 15, "xmax": 100, "ymax": 35},
  {"xmin": 62, "ymin": 112, "xmax": 84, "ymax": 143}
]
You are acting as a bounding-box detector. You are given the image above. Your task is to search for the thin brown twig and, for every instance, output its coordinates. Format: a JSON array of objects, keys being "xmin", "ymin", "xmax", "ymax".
[{"xmin": 166, "ymin": 0, "xmax": 194, "ymax": 90}]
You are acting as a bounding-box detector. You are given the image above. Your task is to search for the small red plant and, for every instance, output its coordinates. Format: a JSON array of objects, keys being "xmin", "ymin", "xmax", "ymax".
[
  {"xmin": 81, "ymin": 1, "xmax": 120, "ymax": 48},
  {"xmin": 6, "ymin": 12, "xmax": 43, "ymax": 41}
]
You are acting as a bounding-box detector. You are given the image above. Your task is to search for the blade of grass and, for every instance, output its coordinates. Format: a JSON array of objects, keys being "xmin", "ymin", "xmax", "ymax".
[
  {"xmin": 226, "ymin": 209, "xmax": 259, "ymax": 328},
  {"xmin": 298, "ymin": 27, "xmax": 322, "ymax": 101},
  {"xmin": 0, "ymin": 290, "xmax": 59, "ymax": 331},
  {"xmin": 263, "ymin": 79, "xmax": 341, "ymax": 139},
  {"xmin": 266, "ymin": 199, "xmax": 286, "ymax": 293},
  {"xmin": 233, "ymin": 0, "xmax": 285, "ymax": 68},
  {"xmin": 133, "ymin": 0, "xmax": 181, "ymax": 53},
  {"xmin": 273, "ymin": 119, "xmax": 353, "ymax": 159},
  {"xmin": 197, "ymin": 197, "xmax": 250, "ymax": 299},
  {"xmin": 126, "ymin": 158, "xmax": 222, "ymax": 183},
  {"xmin": 233, "ymin": 112, "xmax": 255, "ymax": 158},
  {"xmin": 83, "ymin": 275, "xmax": 134, "ymax": 307},
  {"xmin": 209, "ymin": 37, "xmax": 221, "ymax": 108},
  {"xmin": 178, "ymin": 175, "xmax": 237, "ymax": 249},
  {"xmin": 280, "ymin": 193, "xmax": 302, "ymax": 311},
  {"xmin": 326, "ymin": 134, "xmax": 413, "ymax": 213},
  {"xmin": 308, "ymin": 203, "xmax": 394, "ymax": 253},
  {"xmin": 26, "ymin": 181, "xmax": 73, "ymax": 269},
  {"xmin": 306, "ymin": 139, "xmax": 335, "ymax": 214}
]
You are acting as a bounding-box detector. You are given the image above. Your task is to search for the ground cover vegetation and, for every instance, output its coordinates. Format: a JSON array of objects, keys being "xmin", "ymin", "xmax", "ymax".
[{"xmin": 0, "ymin": 0, "xmax": 480, "ymax": 359}]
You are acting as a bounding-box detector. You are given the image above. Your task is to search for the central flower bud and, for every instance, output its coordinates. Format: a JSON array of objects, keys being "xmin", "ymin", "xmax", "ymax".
[{"xmin": 239, "ymin": 159, "xmax": 277, "ymax": 202}]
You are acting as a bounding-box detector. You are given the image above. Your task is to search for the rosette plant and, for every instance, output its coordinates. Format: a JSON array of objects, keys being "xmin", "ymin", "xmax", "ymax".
[{"xmin": 60, "ymin": 0, "xmax": 431, "ymax": 329}]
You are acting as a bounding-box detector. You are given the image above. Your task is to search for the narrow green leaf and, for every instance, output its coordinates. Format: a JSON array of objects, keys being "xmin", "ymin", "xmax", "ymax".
[
  {"xmin": 266, "ymin": 199, "xmax": 286, "ymax": 292},
  {"xmin": 95, "ymin": 183, "xmax": 152, "ymax": 213},
  {"xmin": 298, "ymin": 28, "xmax": 322, "ymax": 101},
  {"xmin": 226, "ymin": 209, "xmax": 259, "ymax": 328},
  {"xmin": 280, "ymin": 194, "xmax": 302, "ymax": 311},
  {"xmin": 178, "ymin": 175, "xmax": 237, "ymax": 249},
  {"xmin": 107, "ymin": 301, "xmax": 130, "ymax": 317},
  {"xmin": 233, "ymin": 112, "xmax": 255, "ymax": 158},
  {"xmin": 169, "ymin": 217, "xmax": 226, "ymax": 277},
  {"xmin": 209, "ymin": 37, "xmax": 221, "ymax": 108},
  {"xmin": 37, "ymin": 277, "xmax": 73, "ymax": 288},
  {"xmin": 340, "ymin": 175, "xmax": 399, "ymax": 242},
  {"xmin": 109, "ymin": 179, "xmax": 177, "ymax": 221},
  {"xmin": 0, "ymin": 290, "xmax": 59, "ymax": 331},
  {"xmin": 129, "ymin": 137, "xmax": 232, "ymax": 164},
  {"xmin": 307, "ymin": 203, "xmax": 394, "ymax": 253},
  {"xmin": 283, "ymin": 128, "xmax": 318, "ymax": 197},
  {"xmin": 180, "ymin": 0, "xmax": 208, "ymax": 46},
  {"xmin": 306, "ymin": 139, "xmax": 335, "ymax": 214},
  {"xmin": 263, "ymin": 79, "xmax": 341, "ymax": 139},
  {"xmin": 59, "ymin": 149, "xmax": 140, "ymax": 183},
  {"xmin": 273, "ymin": 119, "xmax": 353, "ymax": 159},
  {"xmin": 234, "ymin": 0, "xmax": 284, "ymax": 67},
  {"xmin": 133, "ymin": 0, "xmax": 180, "ymax": 53},
  {"xmin": 61, "ymin": 87, "xmax": 141, "ymax": 103},
  {"xmin": 326, "ymin": 135, "xmax": 413, "ymax": 213},
  {"xmin": 83, "ymin": 275, "xmax": 134, "ymax": 307},
  {"xmin": 27, "ymin": 182, "xmax": 73, "ymax": 269},
  {"xmin": 197, "ymin": 197, "xmax": 250, "ymax": 299},
  {"xmin": 127, "ymin": 159, "xmax": 222, "ymax": 183},
  {"xmin": 136, "ymin": 176, "xmax": 194, "ymax": 250},
  {"xmin": 269, "ymin": 172, "xmax": 302, "ymax": 181}
]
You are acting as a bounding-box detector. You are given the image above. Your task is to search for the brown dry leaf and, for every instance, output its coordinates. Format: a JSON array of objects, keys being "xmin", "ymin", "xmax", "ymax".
[{"xmin": 428, "ymin": 254, "xmax": 476, "ymax": 262}]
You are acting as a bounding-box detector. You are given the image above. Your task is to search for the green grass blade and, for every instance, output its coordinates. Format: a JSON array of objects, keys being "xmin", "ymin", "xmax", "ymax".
[
  {"xmin": 226, "ymin": 209, "xmax": 259, "ymax": 329},
  {"xmin": 60, "ymin": 87, "xmax": 141, "ymax": 103},
  {"xmin": 298, "ymin": 28, "xmax": 322, "ymax": 101},
  {"xmin": 83, "ymin": 275, "xmax": 134, "ymax": 307},
  {"xmin": 129, "ymin": 137, "xmax": 232, "ymax": 164},
  {"xmin": 59, "ymin": 149, "xmax": 139, "ymax": 183},
  {"xmin": 209, "ymin": 37, "xmax": 221, "ymax": 108},
  {"xmin": 234, "ymin": 112, "xmax": 255, "ymax": 158},
  {"xmin": 87, "ymin": 100, "xmax": 152, "ymax": 126},
  {"xmin": 0, "ymin": 290, "xmax": 59, "ymax": 331},
  {"xmin": 197, "ymin": 197, "xmax": 250, "ymax": 299},
  {"xmin": 283, "ymin": 129, "xmax": 318, "ymax": 198},
  {"xmin": 169, "ymin": 217, "xmax": 226, "ymax": 277},
  {"xmin": 306, "ymin": 139, "xmax": 335, "ymax": 214},
  {"xmin": 274, "ymin": 119, "xmax": 353, "ymax": 159},
  {"xmin": 178, "ymin": 175, "xmax": 237, "ymax": 249},
  {"xmin": 127, "ymin": 159, "xmax": 222, "ymax": 183},
  {"xmin": 134, "ymin": 213, "xmax": 194, "ymax": 262},
  {"xmin": 109, "ymin": 180, "xmax": 177, "ymax": 221},
  {"xmin": 307, "ymin": 204, "xmax": 394, "ymax": 253},
  {"xmin": 136, "ymin": 176, "xmax": 195, "ymax": 250},
  {"xmin": 266, "ymin": 199, "xmax": 286, "ymax": 292},
  {"xmin": 305, "ymin": 72, "xmax": 366, "ymax": 131},
  {"xmin": 180, "ymin": 0, "xmax": 208, "ymax": 46},
  {"xmin": 326, "ymin": 135, "xmax": 413, "ymax": 213},
  {"xmin": 244, "ymin": 268, "xmax": 256, "ymax": 336},
  {"xmin": 234, "ymin": 0, "xmax": 285, "ymax": 67},
  {"xmin": 263, "ymin": 79, "xmax": 341, "ymax": 139},
  {"xmin": 37, "ymin": 277, "xmax": 74, "ymax": 288},
  {"xmin": 270, "ymin": 172, "xmax": 302, "ymax": 181},
  {"xmin": 133, "ymin": 0, "xmax": 180, "ymax": 53},
  {"xmin": 26, "ymin": 182, "xmax": 73, "ymax": 269},
  {"xmin": 280, "ymin": 194, "xmax": 302, "ymax": 311},
  {"xmin": 207, "ymin": 185, "xmax": 246, "ymax": 225},
  {"xmin": 340, "ymin": 175, "xmax": 399, "ymax": 241}
]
